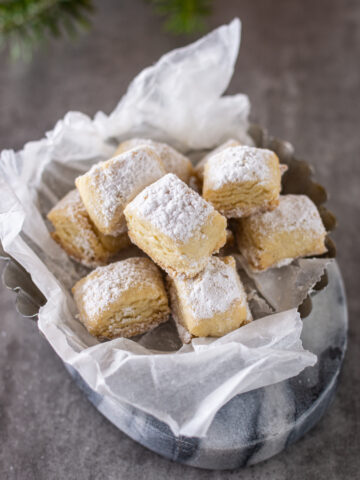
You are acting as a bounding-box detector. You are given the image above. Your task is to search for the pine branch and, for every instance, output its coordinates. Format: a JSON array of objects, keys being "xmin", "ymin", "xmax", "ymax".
[
  {"xmin": 0, "ymin": 0, "xmax": 213, "ymax": 62},
  {"xmin": 0, "ymin": 0, "xmax": 94, "ymax": 60},
  {"xmin": 149, "ymin": 0, "xmax": 212, "ymax": 34}
]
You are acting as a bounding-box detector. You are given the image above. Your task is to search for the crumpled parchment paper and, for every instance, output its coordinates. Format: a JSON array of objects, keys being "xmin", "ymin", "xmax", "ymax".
[
  {"xmin": 0, "ymin": 19, "xmax": 318, "ymax": 438},
  {"xmin": 234, "ymin": 254, "xmax": 332, "ymax": 315}
]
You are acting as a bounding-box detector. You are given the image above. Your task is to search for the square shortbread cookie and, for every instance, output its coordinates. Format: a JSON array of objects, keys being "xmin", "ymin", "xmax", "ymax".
[
  {"xmin": 115, "ymin": 138, "xmax": 195, "ymax": 184},
  {"xmin": 124, "ymin": 173, "xmax": 227, "ymax": 277},
  {"xmin": 236, "ymin": 194, "xmax": 327, "ymax": 272},
  {"xmin": 76, "ymin": 145, "xmax": 166, "ymax": 235},
  {"xmin": 47, "ymin": 189, "xmax": 130, "ymax": 267},
  {"xmin": 72, "ymin": 257, "xmax": 170, "ymax": 339},
  {"xmin": 167, "ymin": 256, "xmax": 251, "ymax": 343},
  {"xmin": 203, "ymin": 146, "xmax": 282, "ymax": 218}
]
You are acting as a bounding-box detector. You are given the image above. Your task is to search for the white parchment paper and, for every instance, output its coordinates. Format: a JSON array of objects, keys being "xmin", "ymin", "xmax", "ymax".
[{"xmin": 0, "ymin": 19, "xmax": 317, "ymax": 438}]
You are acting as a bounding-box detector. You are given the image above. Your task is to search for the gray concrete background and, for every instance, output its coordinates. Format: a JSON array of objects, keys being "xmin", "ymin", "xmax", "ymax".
[{"xmin": 0, "ymin": 0, "xmax": 359, "ymax": 478}]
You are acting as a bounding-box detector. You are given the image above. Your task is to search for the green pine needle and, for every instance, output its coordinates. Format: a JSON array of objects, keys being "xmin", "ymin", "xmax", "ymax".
[
  {"xmin": 0, "ymin": 0, "xmax": 94, "ymax": 60},
  {"xmin": 0, "ymin": 0, "xmax": 213, "ymax": 61},
  {"xmin": 149, "ymin": 0, "xmax": 212, "ymax": 34}
]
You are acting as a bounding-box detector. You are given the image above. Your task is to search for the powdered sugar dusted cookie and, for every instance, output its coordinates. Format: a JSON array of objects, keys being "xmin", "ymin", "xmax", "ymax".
[
  {"xmin": 236, "ymin": 194, "xmax": 327, "ymax": 272},
  {"xmin": 203, "ymin": 146, "xmax": 282, "ymax": 218},
  {"xmin": 76, "ymin": 145, "xmax": 166, "ymax": 236},
  {"xmin": 124, "ymin": 174, "xmax": 227, "ymax": 277},
  {"xmin": 195, "ymin": 138, "xmax": 242, "ymax": 182},
  {"xmin": 167, "ymin": 256, "xmax": 251, "ymax": 343},
  {"xmin": 72, "ymin": 257, "xmax": 170, "ymax": 339},
  {"xmin": 47, "ymin": 189, "xmax": 130, "ymax": 268},
  {"xmin": 115, "ymin": 138, "xmax": 195, "ymax": 184}
]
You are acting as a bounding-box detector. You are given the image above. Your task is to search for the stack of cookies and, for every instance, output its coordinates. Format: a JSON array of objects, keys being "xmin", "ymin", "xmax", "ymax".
[{"xmin": 47, "ymin": 138, "xmax": 327, "ymax": 343}]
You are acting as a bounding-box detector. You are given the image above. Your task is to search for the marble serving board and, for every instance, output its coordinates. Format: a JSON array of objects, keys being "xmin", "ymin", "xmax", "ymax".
[
  {"xmin": 1, "ymin": 242, "xmax": 347, "ymax": 469},
  {"xmin": 63, "ymin": 261, "xmax": 347, "ymax": 469},
  {"xmin": 0, "ymin": 125, "xmax": 344, "ymax": 469}
]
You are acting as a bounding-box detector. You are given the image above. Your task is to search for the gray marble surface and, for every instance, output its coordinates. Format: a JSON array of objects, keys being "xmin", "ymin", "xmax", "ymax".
[
  {"xmin": 61, "ymin": 261, "xmax": 347, "ymax": 470},
  {"xmin": 0, "ymin": 0, "xmax": 359, "ymax": 478}
]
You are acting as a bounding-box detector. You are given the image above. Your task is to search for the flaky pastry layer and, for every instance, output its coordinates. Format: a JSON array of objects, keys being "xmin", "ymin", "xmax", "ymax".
[
  {"xmin": 236, "ymin": 194, "xmax": 327, "ymax": 271},
  {"xmin": 167, "ymin": 256, "xmax": 251, "ymax": 342},
  {"xmin": 203, "ymin": 146, "xmax": 282, "ymax": 219},
  {"xmin": 114, "ymin": 137, "xmax": 195, "ymax": 184},
  {"xmin": 124, "ymin": 174, "xmax": 227, "ymax": 277},
  {"xmin": 76, "ymin": 146, "xmax": 166, "ymax": 235},
  {"xmin": 47, "ymin": 189, "xmax": 130, "ymax": 267},
  {"xmin": 72, "ymin": 257, "xmax": 170, "ymax": 339}
]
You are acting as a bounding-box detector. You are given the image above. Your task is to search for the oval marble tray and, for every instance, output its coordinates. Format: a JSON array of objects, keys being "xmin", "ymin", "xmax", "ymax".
[
  {"xmin": 0, "ymin": 126, "xmax": 346, "ymax": 469},
  {"xmin": 65, "ymin": 261, "xmax": 347, "ymax": 469},
  {"xmin": 1, "ymin": 248, "xmax": 347, "ymax": 469}
]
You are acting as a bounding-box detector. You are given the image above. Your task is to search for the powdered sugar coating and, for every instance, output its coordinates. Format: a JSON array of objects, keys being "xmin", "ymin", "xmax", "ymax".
[
  {"xmin": 196, "ymin": 138, "xmax": 241, "ymax": 177},
  {"xmin": 125, "ymin": 173, "xmax": 214, "ymax": 243},
  {"xmin": 48, "ymin": 189, "xmax": 103, "ymax": 267},
  {"xmin": 50, "ymin": 189, "xmax": 84, "ymax": 220},
  {"xmin": 177, "ymin": 256, "xmax": 248, "ymax": 320},
  {"xmin": 75, "ymin": 258, "xmax": 161, "ymax": 319},
  {"xmin": 78, "ymin": 146, "xmax": 165, "ymax": 233},
  {"xmin": 206, "ymin": 146, "xmax": 277, "ymax": 190},
  {"xmin": 116, "ymin": 138, "xmax": 193, "ymax": 182},
  {"xmin": 248, "ymin": 195, "xmax": 326, "ymax": 236}
]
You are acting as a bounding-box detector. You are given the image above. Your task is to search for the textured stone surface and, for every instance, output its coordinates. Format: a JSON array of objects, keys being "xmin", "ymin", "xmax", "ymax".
[
  {"xmin": 60, "ymin": 262, "xmax": 346, "ymax": 470},
  {"xmin": 0, "ymin": 0, "xmax": 359, "ymax": 478}
]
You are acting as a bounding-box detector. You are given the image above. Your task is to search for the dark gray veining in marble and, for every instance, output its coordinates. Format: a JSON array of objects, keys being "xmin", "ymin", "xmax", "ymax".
[
  {"xmin": 1, "ymin": 0, "xmax": 359, "ymax": 478},
  {"xmin": 63, "ymin": 262, "xmax": 347, "ymax": 470}
]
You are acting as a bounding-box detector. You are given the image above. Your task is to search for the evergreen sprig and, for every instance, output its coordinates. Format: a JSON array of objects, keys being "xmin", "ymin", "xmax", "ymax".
[
  {"xmin": 150, "ymin": 0, "xmax": 212, "ymax": 34},
  {"xmin": 0, "ymin": 0, "xmax": 213, "ymax": 61},
  {"xmin": 0, "ymin": 0, "xmax": 94, "ymax": 60}
]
